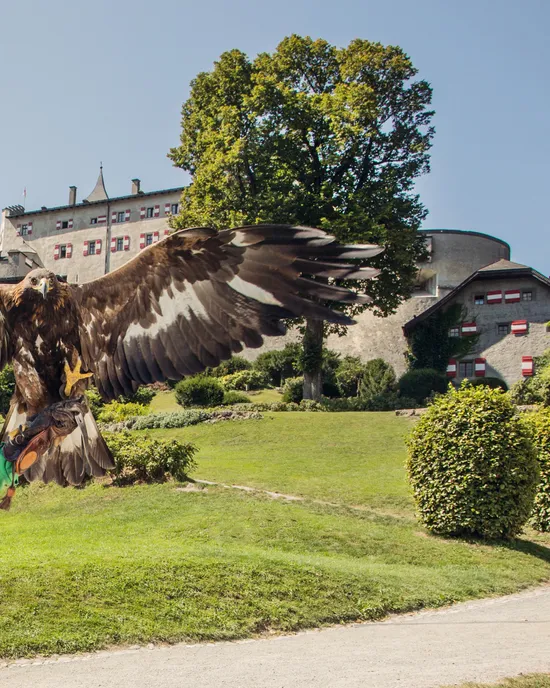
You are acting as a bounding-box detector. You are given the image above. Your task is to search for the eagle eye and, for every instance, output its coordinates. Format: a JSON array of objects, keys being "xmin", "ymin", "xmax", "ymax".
[{"xmin": 30, "ymin": 278, "xmax": 38, "ymax": 286}]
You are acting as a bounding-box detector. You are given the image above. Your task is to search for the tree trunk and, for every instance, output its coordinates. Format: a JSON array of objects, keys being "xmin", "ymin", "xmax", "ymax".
[{"xmin": 302, "ymin": 318, "xmax": 324, "ymax": 401}]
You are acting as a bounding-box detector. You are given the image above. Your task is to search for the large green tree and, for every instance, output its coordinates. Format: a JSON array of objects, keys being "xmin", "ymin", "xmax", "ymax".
[{"xmin": 169, "ymin": 35, "xmax": 434, "ymax": 399}]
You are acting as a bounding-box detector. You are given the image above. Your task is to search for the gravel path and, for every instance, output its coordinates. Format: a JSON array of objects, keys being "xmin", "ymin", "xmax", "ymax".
[{"xmin": 2, "ymin": 584, "xmax": 550, "ymax": 688}]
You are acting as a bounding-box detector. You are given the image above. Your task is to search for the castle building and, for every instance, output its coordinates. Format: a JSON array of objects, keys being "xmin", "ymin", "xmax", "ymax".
[
  {"xmin": 0, "ymin": 169, "xmax": 183, "ymax": 283},
  {"xmin": 1, "ymin": 174, "xmax": 547, "ymax": 388}
]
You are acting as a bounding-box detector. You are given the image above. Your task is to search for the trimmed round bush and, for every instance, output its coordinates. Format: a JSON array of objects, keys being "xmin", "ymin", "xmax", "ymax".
[
  {"xmin": 407, "ymin": 384, "xmax": 539, "ymax": 539},
  {"xmin": 97, "ymin": 401, "xmax": 148, "ymax": 423},
  {"xmin": 222, "ymin": 390, "xmax": 251, "ymax": 405},
  {"xmin": 524, "ymin": 407, "xmax": 550, "ymax": 532},
  {"xmin": 398, "ymin": 368, "xmax": 448, "ymax": 404},
  {"xmin": 282, "ymin": 377, "xmax": 303, "ymax": 403},
  {"xmin": 175, "ymin": 376, "xmax": 224, "ymax": 407},
  {"xmin": 119, "ymin": 385, "xmax": 156, "ymax": 405},
  {"xmin": 207, "ymin": 356, "xmax": 251, "ymax": 377}
]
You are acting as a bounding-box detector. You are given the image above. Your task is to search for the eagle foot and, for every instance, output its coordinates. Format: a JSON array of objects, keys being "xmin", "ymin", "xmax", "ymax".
[{"xmin": 63, "ymin": 359, "xmax": 93, "ymax": 398}]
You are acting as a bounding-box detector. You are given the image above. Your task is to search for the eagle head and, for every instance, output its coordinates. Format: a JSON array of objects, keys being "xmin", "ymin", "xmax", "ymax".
[{"xmin": 20, "ymin": 269, "xmax": 59, "ymax": 301}]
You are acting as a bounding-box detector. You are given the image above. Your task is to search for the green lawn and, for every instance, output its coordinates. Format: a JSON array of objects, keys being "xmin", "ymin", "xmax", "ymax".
[
  {"xmin": 446, "ymin": 676, "xmax": 550, "ymax": 688},
  {"xmin": 149, "ymin": 388, "xmax": 283, "ymax": 414},
  {"xmin": 1, "ymin": 410, "xmax": 550, "ymax": 659},
  {"xmin": 149, "ymin": 412, "xmax": 413, "ymax": 511}
]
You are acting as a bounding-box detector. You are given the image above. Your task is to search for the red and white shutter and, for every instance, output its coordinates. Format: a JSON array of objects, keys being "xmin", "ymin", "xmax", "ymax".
[
  {"xmin": 125, "ymin": 209, "xmax": 131, "ymax": 222},
  {"xmin": 522, "ymin": 356, "xmax": 534, "ymax": 377},
  {"xmin": 54, "ymin": 244, "xmax": 60, "ymax": 260},
  {"xmin": 66, "ymin": 243, "xmax": 73, "ymax": 258},
  {"xmin": 164, "ymin": 229, "xmax": 170, "ymax": 236},
  {"xmin": 98, "ymin": 215, "xmax": 107, "ymax": 224},
  {"xmin": 486, "ymin": 290, "xmax": 502, "ymax": 304},
  {"xmin": 110, "ymin": 237, "xmax": 117, "ymax": 253},
  {"xmin": 505, "ymin": 289, "xmax": 521, "ymax": 303},
  {"xmin": 461, "ymin": 322, "xmax": 477, "ymax": 335},
  {"xmin": 164, "ymin": 202, "xmax": 171, "ymax": 214},
  {"xmin": 83, "ymin": 241, "xmax": 89, "ymax": 256},
  {"xmin": 140, "ymin": 233, "xmax": 146, "ymax": 249},
  {"xmin": 446, "ymin": 359, "xmax": 457, "ymax": 378},
  {"xmin": 140, "ymin": 207, "xmax": 146, "ymax": 220},
  {"xmin": 27, "ymin": 222, "xmax": 32, "ymax": 235},
  {"xmin": 511, "ymin": 320, "xmax": 528, "ymax": 335},
  {"xmin": 153, "ymin": 231, "xmax": 160, "ymax": 243},
  {"xmin": 111, "ymin": 211, "xmax": 117, "ymax": 223},
  {"xmin": 154, "ymin": 205, "xmax": 160, "ymax": 217},
  {"xmin": 96, "ymin": 239, "xmax": 102, "ymax": 254},
  {"xmin": 474, "ymin": 358, "xmax": 486, "ymax": 377},
  {"xmin": 68, "ymin": 219, "xmax": 73, "ymax": 229},
  {"xmin": 16, "ymin": 225, "xmax": 21, "ymax": 236},
  {"xmin": 123, "ymin": 236, "xmax": 130, "ymax": 251},
  {"xmin": 56, "ymin": 220, "xmax": 62, "ymax": 231}
]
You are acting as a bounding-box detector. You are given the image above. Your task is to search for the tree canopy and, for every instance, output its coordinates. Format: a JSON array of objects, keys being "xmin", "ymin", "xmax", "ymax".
[{"xmin": 169, "ymin": 34, "xmax": 434, "ymax": 317}]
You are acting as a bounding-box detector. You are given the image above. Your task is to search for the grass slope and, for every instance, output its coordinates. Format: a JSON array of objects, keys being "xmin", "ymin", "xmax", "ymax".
[
  {"xmin": 153, "ymin": 412, "xmax": 413, "ymax": 511},
  {"xmin": 1, "ymin": 481, "xmax": 550, "ymax": 658}
]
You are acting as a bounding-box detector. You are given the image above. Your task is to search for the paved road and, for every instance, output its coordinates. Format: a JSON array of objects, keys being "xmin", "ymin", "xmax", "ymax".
[{"xmin": 2, "ymin": 585, "xmax": 550, "ymax": 688}]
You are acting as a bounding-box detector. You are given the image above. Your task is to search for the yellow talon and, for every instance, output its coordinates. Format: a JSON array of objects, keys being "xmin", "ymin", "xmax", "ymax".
[
  {"xmin": 63, "ymin": 359, "xmax": 93, "ymax": 397},
  {"xmin": 9, "ymin": 424, "xmax": 26, "ymax": 440}
]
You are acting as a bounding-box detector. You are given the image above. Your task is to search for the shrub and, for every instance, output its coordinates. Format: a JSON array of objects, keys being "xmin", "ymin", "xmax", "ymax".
[
  {"xmin": 321, "ymin": 380, "xmax": 341, "ymax": 398},
  {"xmin": 97, "ymin": 401, "xmax": 148, "ymax": 423},
  {"xmin": 523, "ymin": 407, "xmax": 550, "ymax": 531},
  {"xmin": 282, "ymin": 377, "xmax": 304, "ymax": 403},
  {"xmin": 407, "ymin": 384, "xmax": 539, "ymax": 539},
  {"xmin": 509, "ymin": 348, "xmax": 550, "ymax": 406},
  {"xmin": 206, "ymin": 356, "xmax": 251, "ymax": 377},
  {"xmin": 253, "ymin": 344, "xmax": 301, "ymax": 386},
  {"xmin": 221, "ymin": 369, "xmax": 267, "ymax": 391},
  {"xmin": 175, "ymin": 376, "xmax": 224, "ymax": 407},
  {"xmin": 106, "ymin": 432, "xmax": 197, "ymax": 486},
  {"xmin": 398, "ymin": 368, "xmax": 448, "ymax": 404},
  {"xmin": 335, "ymin": 356, "xmax": 367, "ymax": 397},
  {"xmin": 222, "ymin": 390, "xmax": 251, "ymax": 405},
  {"xmin": 124, "ymin": 409, "xmax": 212, "ymax": 429},
  {"xmin": 0, "ymin": 365, "xmax": 15, "ymax": 416},
  {"xmin": 119, "ymin": 386, "xmax": 156, "ymax": 405},
  {"xmin": 467, "ymin": 377, "xmax": 508, "ymax": 391},
  {"xmin": 360, "ymin": 359, "xmax": 397, "ymax": 400}
]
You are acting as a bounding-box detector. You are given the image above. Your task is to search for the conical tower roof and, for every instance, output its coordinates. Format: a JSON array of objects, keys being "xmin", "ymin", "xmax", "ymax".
[{"xmin": 85, "ymin": 166, "xmax": 109, "ymax": 202}]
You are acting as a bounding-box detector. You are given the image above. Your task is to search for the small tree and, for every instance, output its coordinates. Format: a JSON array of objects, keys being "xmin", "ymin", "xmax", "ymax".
[
  {"xmin": 360, "ymin": 359, "xmax": 397, "ymax": 400},
  {"xmin": 407, "ymin": 384, "xmax": 538, "ymax": 539}
]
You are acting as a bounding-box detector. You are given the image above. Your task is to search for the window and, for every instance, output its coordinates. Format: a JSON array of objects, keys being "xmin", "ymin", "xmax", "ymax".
[
  {"xmin": 117, "ymin": 211, "xmax": 125, "ymax": 223},
  {"xmin": 474, "ymin": 294, "xmax": 485, "ymax": 305},
  {"xmin": 459, "ymin": 361, "xmax": 474, "ymax": 378},
  {"xmin": 116, "ymin": 237, "xmax": 124, "ymax": 252},
  {"xmin": 20, "ymin": 224, "xmax": 29, "ymax": 236},
  {"xmin": 449, "ymin": 327, "xmax": 460, "ymax": 338},
  {"xmin": 171, "ymin": 203, "xmax": 179, "ymax": 215},
  {"xmin": 88, "ymin": 240, "xmax": 96, "ymax": 255},
  {"xmin": 497, "ymin": 322, "xmax": 510, "ymax": 335},
  {"xmin": 146, "ymin": 207, "xmax": 154, "ymax": 218},
  {"xmin": 62, "ymin": 220, "xmax": 69, "ymax": 229},
  {"xmin": 522, "ymin": 291, "xmax": 533, "ymax": 302},
  {"xmin": 91, "ymin": 217, "xmax": 98, "ymax": 225},
  {"xmin": 59, "ymin": 245, "xmax": 67, "ymax": 259},
  {"xmin": 145, "ymin": 233, "xmax": 154, "ymax": 246}
]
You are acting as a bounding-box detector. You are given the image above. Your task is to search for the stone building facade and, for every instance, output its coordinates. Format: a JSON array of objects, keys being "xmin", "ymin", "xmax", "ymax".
[{"xmin": 0, "ymin": 170, "xmax": 183, "ymax": 283}]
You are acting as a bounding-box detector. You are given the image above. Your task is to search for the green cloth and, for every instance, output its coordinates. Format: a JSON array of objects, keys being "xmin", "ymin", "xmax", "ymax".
[{"xmin": 0, "ymin": 444, "xmax": 17, "ymax": 490}]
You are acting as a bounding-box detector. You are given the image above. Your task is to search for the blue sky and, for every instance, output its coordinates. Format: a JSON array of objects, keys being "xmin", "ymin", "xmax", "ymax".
[{"xmin": 0, "ymin": 0, "xmax": 548, "ymax": 272}]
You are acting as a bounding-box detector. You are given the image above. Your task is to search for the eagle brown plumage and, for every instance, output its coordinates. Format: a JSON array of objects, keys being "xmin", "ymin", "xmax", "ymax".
[{"xmin": 0, "ymin": 224, "xmax": 382, "ymax": 486}]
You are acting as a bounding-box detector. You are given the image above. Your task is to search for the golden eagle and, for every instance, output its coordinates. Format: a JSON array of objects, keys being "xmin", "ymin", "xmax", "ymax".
[{"xmin": 0, "ymin": 225, "xmax": 381, "ymax": 487}]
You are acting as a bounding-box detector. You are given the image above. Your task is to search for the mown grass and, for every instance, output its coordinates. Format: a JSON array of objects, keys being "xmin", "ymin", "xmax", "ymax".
[
  {"xmin": 1, "ymin": 480, "xmax": 550, "ymax": 658},
  {"xmin": 148, "ymin": 387, "xmax": 283, "ymax": 414},
  {"xmin": 148, "ymin": 411, "xmax": 413, "ymax": 511},
  {"xmin": 446, "ymin": 676, "xmax": 550, "ymax": 687}
]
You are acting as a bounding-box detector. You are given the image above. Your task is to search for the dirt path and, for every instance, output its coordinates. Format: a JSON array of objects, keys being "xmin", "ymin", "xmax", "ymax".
[{"xmin": 2, "ymin": 584, "xmax": 549, "ymax": 688}]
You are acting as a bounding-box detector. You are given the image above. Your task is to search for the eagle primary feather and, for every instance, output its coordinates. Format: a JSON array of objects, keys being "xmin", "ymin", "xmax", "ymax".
[{"xmin": 0, "ymin": 225, "xmax": 382, "ymax": 486}]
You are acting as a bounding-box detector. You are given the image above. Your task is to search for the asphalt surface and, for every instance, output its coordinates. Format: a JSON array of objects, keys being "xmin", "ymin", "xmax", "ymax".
[{"xmin": 1, "ymin": 584, "xmax": 549, "ymax": 688}]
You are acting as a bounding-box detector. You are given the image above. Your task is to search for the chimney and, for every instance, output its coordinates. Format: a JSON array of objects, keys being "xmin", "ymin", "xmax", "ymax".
[
  {"xmin": 69, "ymin": 186, "xmax": 77, "ymax": 206},
  {"xmin": 131, "ymin": 179, "xmax": 141, "ymax": 195}
]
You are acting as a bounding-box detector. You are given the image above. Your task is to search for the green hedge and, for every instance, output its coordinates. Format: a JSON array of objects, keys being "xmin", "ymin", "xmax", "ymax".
[
  {"xmin": 398, "ymin": 368, "xmax": 448, "ymax": 404},
  {"xmin": 175, "ymin": 376, "xmax": 224, "ymax": 407},
  {"xmin": 524, "ymin": 407, "xmax": 550, "ymax": 532},
  {"xmin": 407, "ymin": 384, "xmax": 539, "ymax": 539}
]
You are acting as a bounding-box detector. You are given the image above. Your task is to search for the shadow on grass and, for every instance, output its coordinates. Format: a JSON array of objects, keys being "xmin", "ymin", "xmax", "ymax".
[{"xmin": 506, "ymin": 538, "xmax": 550, "ymax": 564}]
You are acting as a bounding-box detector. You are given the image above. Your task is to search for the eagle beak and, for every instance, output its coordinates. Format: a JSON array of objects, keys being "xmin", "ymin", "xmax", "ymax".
[{"xmin": 39, "ymin": 278, "xmax": 49, "ymax": 299}]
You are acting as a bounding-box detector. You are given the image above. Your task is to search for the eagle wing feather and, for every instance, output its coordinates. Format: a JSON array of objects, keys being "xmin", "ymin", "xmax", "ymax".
[{"xmin": 73, "ymin": 225, "xmax": 382, "ymax": 400}]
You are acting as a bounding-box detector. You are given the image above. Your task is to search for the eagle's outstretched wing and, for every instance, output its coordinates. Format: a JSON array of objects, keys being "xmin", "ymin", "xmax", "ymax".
[{"xmin": 72, "ymin": 225, "xmax": 382, "ymax": 400}]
